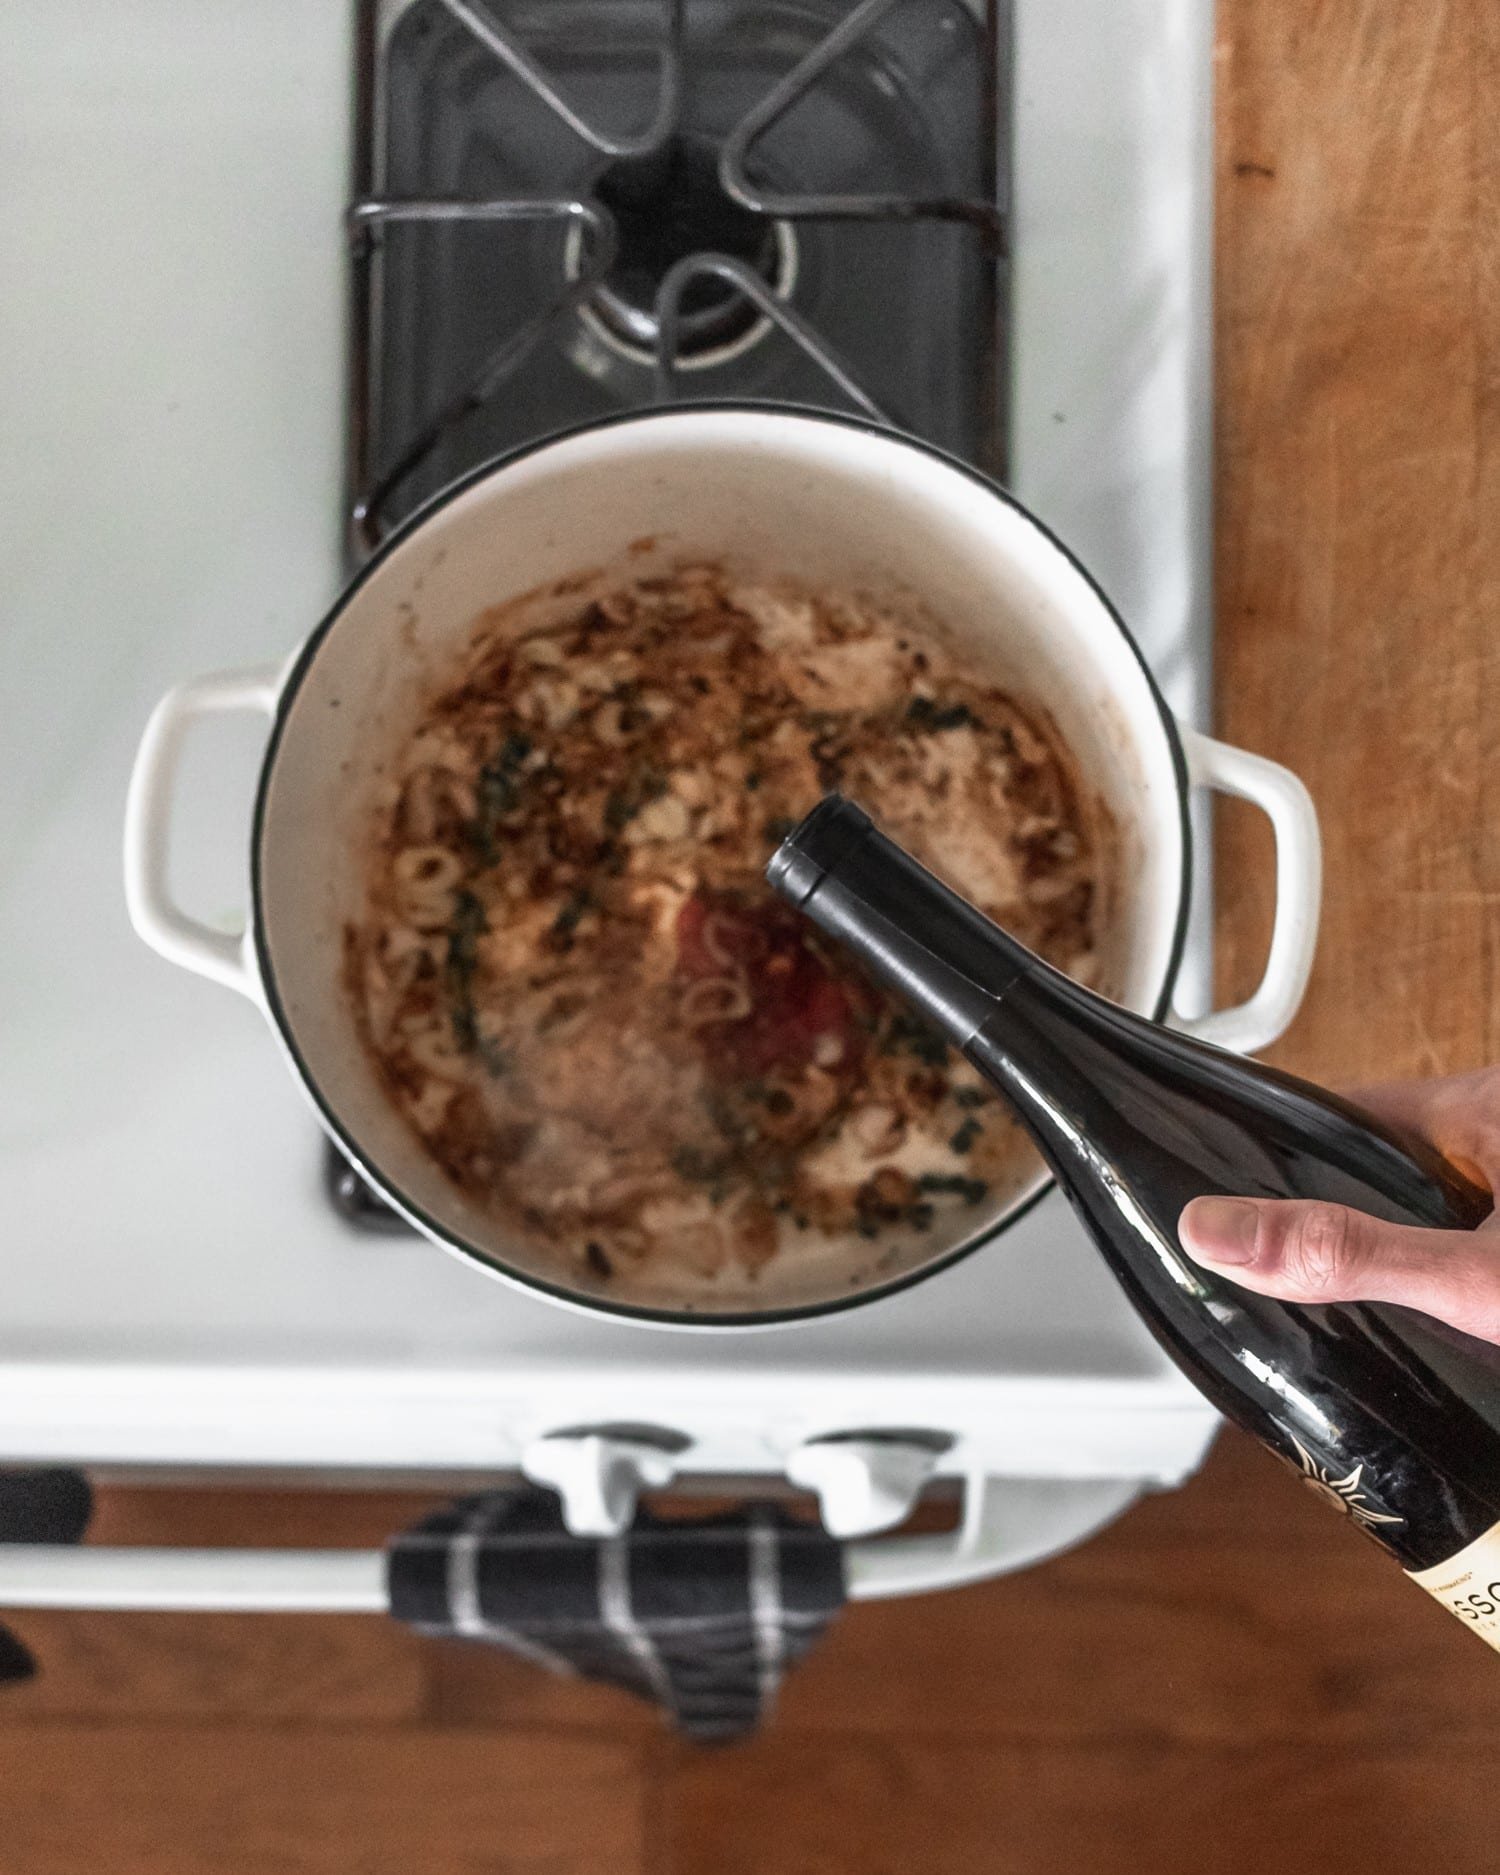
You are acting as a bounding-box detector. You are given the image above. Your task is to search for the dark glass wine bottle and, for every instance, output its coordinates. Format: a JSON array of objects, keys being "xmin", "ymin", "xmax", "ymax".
[{"xmin": 769, "ymin": 794, "xmax": 1500, "ymax": 1647}]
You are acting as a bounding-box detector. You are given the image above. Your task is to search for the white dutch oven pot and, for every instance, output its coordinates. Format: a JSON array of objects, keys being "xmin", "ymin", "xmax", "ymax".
[{"xmin": 124, "ymin": 407, "xmax": 1320, "ymax": 1327}]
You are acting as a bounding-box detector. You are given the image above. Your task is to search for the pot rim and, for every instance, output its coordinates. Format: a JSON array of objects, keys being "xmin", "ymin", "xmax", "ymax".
[{"xmin": 250, "ymin": 402, "xmax": 1193, "ymax": 1330}]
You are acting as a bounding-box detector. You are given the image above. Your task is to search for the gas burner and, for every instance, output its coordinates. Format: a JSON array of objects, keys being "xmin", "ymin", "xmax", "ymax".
[
  {"xmin": 347, "ymin": 0, "xmax": 1008, "ymax": 557},
  {"xmin": 564, "ymin": 135, "xmax": 798, "ymax": 367}
]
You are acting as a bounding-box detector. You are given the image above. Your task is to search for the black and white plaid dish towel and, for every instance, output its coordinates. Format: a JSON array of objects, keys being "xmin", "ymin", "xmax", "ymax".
[
  {"xmin": 0, "ymin": 1469, "xmax": 93, "ymax": 1684},
  {"xmin": 388, "ymin": 1487, "xmax": 846, "ymax": 1742}
]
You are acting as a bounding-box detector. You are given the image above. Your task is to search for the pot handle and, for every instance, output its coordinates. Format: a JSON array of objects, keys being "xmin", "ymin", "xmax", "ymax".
[
  {"xmin": 123, "ymin": 664, "xmax": 282, "ymax": 1002},
  {"xmin": 1172, "ymin": 727, "xmax": 1322, "ymax": 1055}
]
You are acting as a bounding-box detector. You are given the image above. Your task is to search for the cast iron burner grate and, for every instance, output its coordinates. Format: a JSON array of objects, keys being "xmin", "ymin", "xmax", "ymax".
[
  {"xmin": 328, "ymin": 0, "xmax": 1011, "ymax": 1231},
  {"xmin": 574, "ymin": 133, "xmax": 797, "ymax": 362}
]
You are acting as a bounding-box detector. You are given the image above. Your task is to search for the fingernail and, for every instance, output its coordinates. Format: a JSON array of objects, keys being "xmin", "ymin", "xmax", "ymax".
[{"xmin": 1180, "ymin": 1196, "xmax": 1260, "ymax": 1265}]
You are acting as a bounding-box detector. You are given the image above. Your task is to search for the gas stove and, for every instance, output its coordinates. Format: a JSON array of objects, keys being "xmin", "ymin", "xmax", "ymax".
[{"xmin": 0, "ymin": 0, "xmax": 1217, "ymax": 1563}]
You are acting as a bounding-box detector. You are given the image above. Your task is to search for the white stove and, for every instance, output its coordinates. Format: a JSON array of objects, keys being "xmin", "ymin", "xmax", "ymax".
[{"xmin": 0, "ymin": 0, "xmax": 1218, "ymax": 1582}]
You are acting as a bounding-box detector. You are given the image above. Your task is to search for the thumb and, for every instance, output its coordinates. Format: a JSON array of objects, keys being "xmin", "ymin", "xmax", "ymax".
[{"xmin": 1178, "ymin": 1195, "xmax": 1500, "ymax": 1344}]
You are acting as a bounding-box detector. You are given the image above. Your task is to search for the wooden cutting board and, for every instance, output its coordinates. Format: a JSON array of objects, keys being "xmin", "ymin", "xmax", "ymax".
[{"xmin": 1215, "ymin": 0, "xmax": 1500, "ymax": 1089}]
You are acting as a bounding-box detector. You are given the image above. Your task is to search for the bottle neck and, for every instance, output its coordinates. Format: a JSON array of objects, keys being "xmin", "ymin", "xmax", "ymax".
[{"xmin": 767, "ymin": 795, "xmax": 1032, "ymax": 1046}]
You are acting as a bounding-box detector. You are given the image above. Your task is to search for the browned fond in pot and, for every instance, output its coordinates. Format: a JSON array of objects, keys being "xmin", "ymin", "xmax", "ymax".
[{"xmin": 345, "ymin": 564, "xmax": 1109, "ymax": 1294}]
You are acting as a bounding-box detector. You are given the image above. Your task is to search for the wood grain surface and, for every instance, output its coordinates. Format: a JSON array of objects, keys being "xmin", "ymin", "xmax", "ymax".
[
  {"xmin": 0, "ymin": 1722, "xmax": 646, "ymax": 1875},
  {"xmin": 1214, "ymin": 0, "xmax": 1500, "ymax": 1086},
  {"xmin": 4, "ymin": 3, "xmax": 1498, "ymax": 1870},
  {"xmin": 10, "ymin": 1441, "xmax": 1500, "ymax": 1874}
]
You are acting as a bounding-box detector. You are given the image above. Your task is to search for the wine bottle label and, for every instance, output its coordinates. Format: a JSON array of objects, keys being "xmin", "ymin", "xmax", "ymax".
[{"xmin": 1409, "ymin": 1521, "xmax": 1500, "ymax": 1650}]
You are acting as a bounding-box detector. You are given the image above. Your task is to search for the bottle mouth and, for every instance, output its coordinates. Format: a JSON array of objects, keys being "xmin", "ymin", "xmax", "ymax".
[
  {"xmin": 768, "ymin": 790, "xmax": 1026, "ymax": 1051},
  {"xmin": 764, "ymin": 793, "xmax": 873, "ymax": 908}
]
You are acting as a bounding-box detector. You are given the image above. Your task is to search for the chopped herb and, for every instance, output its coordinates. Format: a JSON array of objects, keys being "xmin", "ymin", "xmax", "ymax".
[
  {"xmin": 854, "ymin": 1169, "xmax": 913, "ymax": 1235},
  {"xmin": 475, "ymin": 764, "xmax": 517, "ymax": 825},
  {"xmin": 603, "ymin": 789, "xmax": 635, "ymax": 831},
  {"xmin": 916, "ymin": 1173, "xmax": 991, "ymax": 1205},
  {"xmin": 585, "ymin": 1240, "xmax": 613, "ymax": 1280},
  {"xmin": 884, "ymin": 1013, "xmax": 949, "ymax": 1067},
  {"xmin": 745, "ymin": 772, "xmax": 762, "ymax": 791},
  {"xmin": 469, "ymin": 731, "xmax": 533, "ymax": 861},
  {"xmin": 949, "ymin": 1117, "xmax": 982, "ymax": 1155},
  {"xmin": 906, "ymin": 696, "xmax": 975, "ymax": 733},
  {"xmin": 552, "ymin": 888, "xmax": 594, "ymax": 937},
  {"xmin": 443, "ymin": 896, "xmax": 507, "ymax": 1076},
  {"xmin": 448, "ymin": 894, "xmax": 484, "ymax": 961},
  {"xmin": 953, "ymin": 1086, "xmax": 991, "ymax": 1109},
  {"xmin": 445, "ymin": 889, "xmax": 486, "ymax": 1051},
  {"xmin": 906, "ymin": 1201, "xmax": 936, "ymax": 1232}
]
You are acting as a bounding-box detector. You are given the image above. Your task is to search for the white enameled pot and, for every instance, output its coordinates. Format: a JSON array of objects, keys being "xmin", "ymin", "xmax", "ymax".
[{"xmin": 124, "ymin": 407, "xmax": 1320, "ymax": 1326}]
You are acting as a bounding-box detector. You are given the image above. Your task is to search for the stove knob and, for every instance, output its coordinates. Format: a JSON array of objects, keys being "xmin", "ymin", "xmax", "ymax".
[
  {"xmin": 521, "ymin": 1428, "xmax": 687, "ymax": 1537},
  {"xmin": 787, "ymin": 1435, "xmax": 948, "ymax": 1538}
]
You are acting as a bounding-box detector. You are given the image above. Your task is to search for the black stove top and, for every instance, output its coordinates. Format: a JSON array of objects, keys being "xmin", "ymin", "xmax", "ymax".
[
  {"xmin": 328, "ymin": 0, "xmax": 1011, "ymax": 1231},
  {"xmin": 348, "ymin": 0, "xmax": 1008, "ymax": 546}
]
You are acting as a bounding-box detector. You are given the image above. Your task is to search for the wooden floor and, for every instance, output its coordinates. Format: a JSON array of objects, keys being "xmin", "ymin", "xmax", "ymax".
[
  {"xmin": 7, "ymin": 0, "xmax": 1500, "ymax": 1868},
  {"xmin": 6, "ymin": 1438, "xmax": 1500, "ymax": 1873}
]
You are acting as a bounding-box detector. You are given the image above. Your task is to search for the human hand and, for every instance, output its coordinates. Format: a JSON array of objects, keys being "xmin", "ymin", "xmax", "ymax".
[{"xmin": 1178, "ymin": 1068, "xmax": 1500, "ymax": 1342}]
